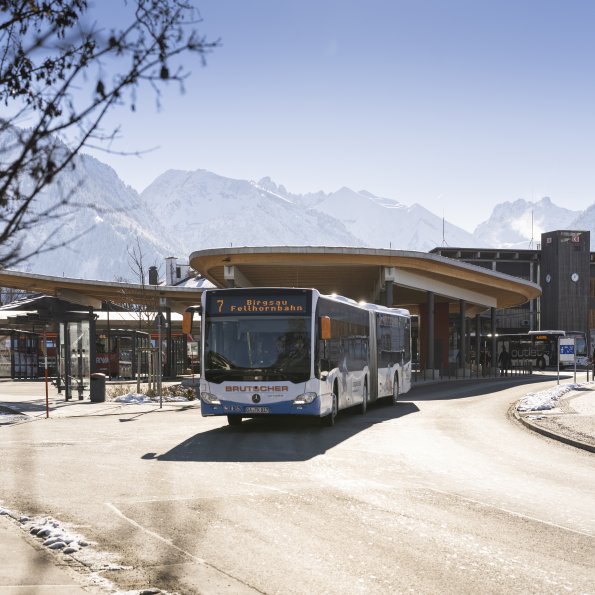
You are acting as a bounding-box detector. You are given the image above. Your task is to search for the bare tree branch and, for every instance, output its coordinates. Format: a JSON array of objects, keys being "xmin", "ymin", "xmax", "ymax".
[{"xmin": 0, "ymin": 0, "xmax": 219, "ymax": 268}]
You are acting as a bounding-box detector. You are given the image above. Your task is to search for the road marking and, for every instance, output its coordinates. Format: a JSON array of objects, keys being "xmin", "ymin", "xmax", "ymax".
[
  {"xmin": 240, "ymin": 482, "xmax": 291, "ymax": 494},
  {"xmin": 121, "ymin": 496, "xmax": 205, "ymax": 504},
  {"xmin": 105, "ymin": 502, "xmax": 207, "ymax": 564},
  {"xmin": 105, "ymin": 502, "xmax": 263, "ymax": 593},
  {"xmin": 104, "ymin": 502, "xmax": 266, "ymax": 594},
  {"xmin": 427, "ymin": 488, "xmax": 594, "ymax": 538}
]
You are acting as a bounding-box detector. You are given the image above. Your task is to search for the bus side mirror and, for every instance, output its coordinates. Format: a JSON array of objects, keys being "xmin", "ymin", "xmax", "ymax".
[
  {"xmin": 183, "ymin": 305, "xmax": 202, "ymax": 334},
  {"xmin": 320, "ymin": 316, "xmax": 331, "ymax": 340},
  {"xmin": 320, "ymin": 358, "xmax": 330, "ymax": 376},
  {"xmin": 182, "ymin": 311, "xmax": 193, "ymax": 334}
]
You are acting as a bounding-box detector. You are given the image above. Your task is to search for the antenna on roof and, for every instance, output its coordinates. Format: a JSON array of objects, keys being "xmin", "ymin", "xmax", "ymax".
[
  {"xmin": 529, "ymin": 209, "xmax": 534, "ymax": 249},
  {"xmin": 442, "ymin": 210, "xmax": 448, "ymax": 246}
]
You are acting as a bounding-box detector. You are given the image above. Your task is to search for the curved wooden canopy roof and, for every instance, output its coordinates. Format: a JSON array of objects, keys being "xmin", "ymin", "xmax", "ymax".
[
  {"xmin": 0, "ymin": 269, "xmax": 202, "ymax": 313},
  {"xmin": 189, "ymin": 246, "xmax": 541, "ymax": 315},
  {"xmin": 0, "ymin": 246, "xmax": 540, "ymax": 317}
]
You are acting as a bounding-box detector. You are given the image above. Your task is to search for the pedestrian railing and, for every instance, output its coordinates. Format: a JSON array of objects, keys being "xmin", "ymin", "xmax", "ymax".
[{"xmin": 412, "ymin": 359, "xmax": 534, "ymax": 383}]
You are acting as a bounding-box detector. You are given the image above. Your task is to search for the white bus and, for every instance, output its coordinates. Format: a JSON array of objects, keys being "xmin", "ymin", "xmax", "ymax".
[{"xmin": 199, "ymin": 287, "xmax": 412, "ymax": 426}]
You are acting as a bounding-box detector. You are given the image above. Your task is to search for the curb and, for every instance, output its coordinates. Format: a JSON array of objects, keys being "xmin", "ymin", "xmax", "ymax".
[{"xmin": 512, "ymin": 407, "xmax": 595, "ymax": 454}]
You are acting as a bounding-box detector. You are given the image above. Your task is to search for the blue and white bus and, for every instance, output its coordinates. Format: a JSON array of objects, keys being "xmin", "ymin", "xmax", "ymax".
[{"xmin": 199, "ymin": 287, "xmax": 412, "ymax": 426}]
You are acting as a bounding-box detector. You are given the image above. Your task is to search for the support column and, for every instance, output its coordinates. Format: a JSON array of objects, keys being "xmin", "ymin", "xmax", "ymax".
[
  {"xmin": 224, "ymin": 264, "xmax": 252, "ymax": 288},
  {"xmin": 475, "ymin": 314, "xmax": 481, "ymax": 377},
  {"xmin": 165, "ymin": 307, "xmax": 172, "ymax": 377},
  {"xmin": 529, "ymin": 261, "xmax": 535, "ymax": 330},
  {"xmin": 384, "ymin": 280, "xmax": 394, "ymax": 307},
  {"xmin": 89, "ymin": 307, "xmax": 96, "ymax": 374},
  {"xmin": 425, "ymin": 291, "xmax": 438, "ymax": 379},
  {"xmin": 224, "ymin": 264, "xmax": 236, "ymax": 288},
  {"xmin": 491, "ymin": 307, "xmax": 497, "ymax": 377},
  {"xmin": 536, "ymin": 261, "xmax": 541, "ymax": 329},
  {"xmin": 63, "ymin": 322, "xmax": 71, "ymax": 402},
  {"xmin": 459, "ymin": 300, "xmax": 467, "ymax": 377}
]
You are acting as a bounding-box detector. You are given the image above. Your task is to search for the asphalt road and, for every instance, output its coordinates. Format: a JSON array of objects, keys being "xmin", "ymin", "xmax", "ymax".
[{"xmin": 1, "ymin": 377, "xmax": 594, "ymax": 594}]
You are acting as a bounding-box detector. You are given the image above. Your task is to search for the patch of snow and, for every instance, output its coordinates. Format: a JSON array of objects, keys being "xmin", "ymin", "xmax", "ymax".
[
  {"xmin": 516, "ymin": 381, "xmax": 594, "ymax": 411},
  {"xmin": 112, "ymin": 392, "xmax": 192, "ymax": 404},
  {"xmin": 26, "ymin": 516, "xmax": 92, "ymax": 555},
  {"xmin": 113, "ymin": 393, "xmax": 154, "ymax": 404}
]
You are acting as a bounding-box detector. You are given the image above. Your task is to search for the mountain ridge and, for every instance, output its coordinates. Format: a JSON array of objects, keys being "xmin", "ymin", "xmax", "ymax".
[{"xmin": 6, "ymin": 148, "xmax": 590, "ymax": 281}]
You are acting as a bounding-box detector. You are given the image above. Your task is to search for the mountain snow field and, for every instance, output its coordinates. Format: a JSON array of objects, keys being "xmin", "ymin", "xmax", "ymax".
[{"xmin": 10, "ymin": 143, "xmax": 590, "ymax": 281}]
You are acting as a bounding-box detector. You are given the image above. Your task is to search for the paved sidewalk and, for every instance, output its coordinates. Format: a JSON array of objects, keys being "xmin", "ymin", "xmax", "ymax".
[
  {"xmin": 0, "ymin": 379, "xmax": 199, "ymax": 594},
  {"xmin": 0, "ymin": 378, "xmax": 200, "ymax": 423},
  {"xmin": 0, "ymin": 513, "xmax": 91, "ymax": 594}
]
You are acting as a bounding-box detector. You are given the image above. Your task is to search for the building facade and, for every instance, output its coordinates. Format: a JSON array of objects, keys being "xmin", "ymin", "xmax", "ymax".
[{"xmin": 431, "ymin": 229, "xmax": 593, "ymax": 352}]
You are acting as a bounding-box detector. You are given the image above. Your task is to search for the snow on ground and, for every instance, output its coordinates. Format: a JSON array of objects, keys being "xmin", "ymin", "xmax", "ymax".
[
  {"xmin": 516, "ymin": 380, "xmax": 594, "ymax": 412},
  {"xmin": 0, "ymin": 412, "xmax": 28, "ymax": 423},
  {"xmin": 112, "ymin": 392, "xmax": 190, "ymax": 404},
  {"xmin": 0, "ymin": 506, "xmax": 175, "ymax": 594},
  {"xmin": 108, "ymin": 382, "xmax": 196, "ymax": 405}
]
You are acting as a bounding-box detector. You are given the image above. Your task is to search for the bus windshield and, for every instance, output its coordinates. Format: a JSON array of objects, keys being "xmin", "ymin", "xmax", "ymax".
[{"xmin": 204, "ymin": 316, "xmax": 311, "ymax": 382}]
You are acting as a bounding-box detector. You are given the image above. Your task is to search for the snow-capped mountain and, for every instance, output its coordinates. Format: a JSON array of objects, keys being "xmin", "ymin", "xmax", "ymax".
[
  {"xmin": 16, "ymin": 153, "xmax": 183, "ymax": 282},
  {"xmin": 5, "ymin": 141, "xmax": 594, "ymax": 282},
  {"xmin": 570, "ymin": 203, "xmax": 595, "ymax": 236},
  {"xmin": 304, "ymin": 186, "xmax": 477, "ymax": 251},
  {"xmin": 472, "ymin": 197, "xmax": 580, "ymax": 248},
  {"xmin": 139, "ymin": 171, "xmax": 477, "ymax": 254},
  {"xmin": 139, "ymin": 170, "xmax": 361, "ymax": 250}
]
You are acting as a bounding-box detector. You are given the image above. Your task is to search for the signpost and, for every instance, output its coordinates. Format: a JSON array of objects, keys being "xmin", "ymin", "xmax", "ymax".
[
  {"xmin": 43, "ymin": 328, "xmax": 49, "ymax": 418},
  {"xmin": 559, "ymin": 337, "xmax": 577, "ymax": 384},
  {"xmin": 155, "ymin": 311, "xmax": 166, "ymax": 409}
]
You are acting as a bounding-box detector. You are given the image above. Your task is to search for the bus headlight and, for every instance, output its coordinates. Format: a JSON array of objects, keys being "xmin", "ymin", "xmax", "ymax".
[
  {"xmin": 293, "ymin": 392, "xmax": 317, "ymax": 405},
  {"xmin": 200, "ymin": 392, "xmax": 221, "ymax": 405}
]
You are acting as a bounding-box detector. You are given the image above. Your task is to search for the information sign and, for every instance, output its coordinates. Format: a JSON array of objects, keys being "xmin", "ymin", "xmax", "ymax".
[
  {"xmin": 559, "ymin": 338, "xmax": 575, "ymax": 363},
  {"xmin": 206, "ymin": 293, "xmax": 309, "ymax": 316}
]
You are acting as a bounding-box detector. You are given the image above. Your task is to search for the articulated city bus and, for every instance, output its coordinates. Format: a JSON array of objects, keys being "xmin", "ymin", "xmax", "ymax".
[{"xmin": 199, "ymin": 288, "xmax": 412, "ymax": 426}]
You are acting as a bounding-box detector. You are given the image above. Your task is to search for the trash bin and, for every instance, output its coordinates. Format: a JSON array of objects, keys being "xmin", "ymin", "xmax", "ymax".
[{"xmin": 89, "ymin": 372, "xmax": 106, "ymax": 403}]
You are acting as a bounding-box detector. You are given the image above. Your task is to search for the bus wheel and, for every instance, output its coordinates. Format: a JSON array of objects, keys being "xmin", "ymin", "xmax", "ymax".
[
  {"xmin": 537, "ymin": 357, "xmax": 546, "ymax": 370},
  {"xmin": 322, "ymin": 392, "xmax": 337, "ymax": 427},
  {"xmin": 392, "ymin": 375, "xmax": 399, "ymax": 406},
  {"xmin": 227, "ymin": 415, "xmax": 242, "ymax": 426},
  {"xmin": 360, "ymin": 382, "xmax": 368, "ymax": 415}
]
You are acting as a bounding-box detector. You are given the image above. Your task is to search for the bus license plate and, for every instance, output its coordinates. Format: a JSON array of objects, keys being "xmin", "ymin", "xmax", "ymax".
[{"xmin": 245, "ymin": 406, "xmax": 270, "ymax": 414}]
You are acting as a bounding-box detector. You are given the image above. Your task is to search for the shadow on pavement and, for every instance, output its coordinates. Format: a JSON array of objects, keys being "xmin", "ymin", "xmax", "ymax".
[{"xmin": 148, "ymin": 400, "xmax": 420, "ymax": 463}]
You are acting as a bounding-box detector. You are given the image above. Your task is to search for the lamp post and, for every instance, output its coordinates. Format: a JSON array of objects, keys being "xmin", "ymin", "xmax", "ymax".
[{"xmin": 157, "ymin": 309, "xmax": 163, "ymax": 409}]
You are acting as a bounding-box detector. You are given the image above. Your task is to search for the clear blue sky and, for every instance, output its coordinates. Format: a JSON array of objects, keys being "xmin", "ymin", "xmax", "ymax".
[{"xmin": 88, "ymin": 0, "xmax": 595, "ymax": 231}]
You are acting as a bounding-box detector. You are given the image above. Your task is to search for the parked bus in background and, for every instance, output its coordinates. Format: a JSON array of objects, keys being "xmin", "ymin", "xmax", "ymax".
[
  {"xmin": 0, "ymin": 329, "xmax": 39, "ymax": 379},
  {"xmin": 497, "ymin": 330, "xmax": 588, "ymax": 370},
  {"xmin": 527, "ymin": 330, "xmax": 589, "ymax": 368},
  {"xmin": 199, "ymin": 288, "xmax": 412, "ymax": 426}
]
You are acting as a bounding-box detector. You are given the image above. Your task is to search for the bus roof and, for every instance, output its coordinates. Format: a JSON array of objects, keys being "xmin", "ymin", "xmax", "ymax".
[{"xmin": 527, "ymin": 330, "xmax": 565, "ymax": 336}]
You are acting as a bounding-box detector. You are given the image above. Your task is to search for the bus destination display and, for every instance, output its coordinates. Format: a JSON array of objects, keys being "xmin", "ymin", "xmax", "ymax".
[{"xmin": 207, "ymin": 294, "xmax": 309, "ymax": 316}]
